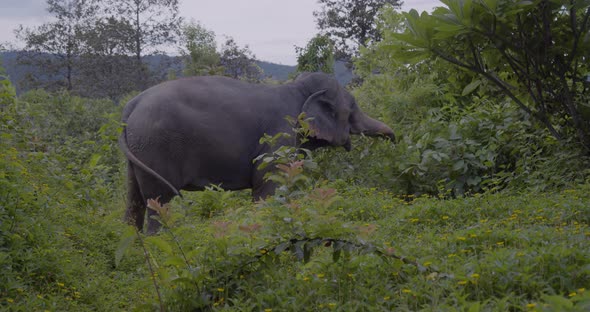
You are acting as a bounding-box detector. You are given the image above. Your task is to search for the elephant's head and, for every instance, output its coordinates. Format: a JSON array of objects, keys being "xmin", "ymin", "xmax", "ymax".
[{"xmin": 296, "ymin": 72, "xmax": 395, "ymax": 151}]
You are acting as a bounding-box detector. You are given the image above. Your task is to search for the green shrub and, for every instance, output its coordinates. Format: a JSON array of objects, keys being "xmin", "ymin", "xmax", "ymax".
[
  {"xmin": 0, "ymin": 79, "xmax": 147, "ymax": 310},
  {"xmin": 116, "ymin": 181, "xmax": 590, "ymax": 311},
  {"xmin": 313, "ymin": 41, "xmax": 590, "ymax": 196}
]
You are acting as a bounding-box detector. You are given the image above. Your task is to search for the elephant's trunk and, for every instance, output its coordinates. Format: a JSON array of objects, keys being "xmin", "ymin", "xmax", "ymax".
[{"xmin": 351, "ymin": 111, "xmax": 395, "ymax": 141}]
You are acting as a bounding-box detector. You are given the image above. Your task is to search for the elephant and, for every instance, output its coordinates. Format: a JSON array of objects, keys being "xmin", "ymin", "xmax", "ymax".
[{"xmin": 119, "ymin": 72, "xmax": 394, "ymax": 233}]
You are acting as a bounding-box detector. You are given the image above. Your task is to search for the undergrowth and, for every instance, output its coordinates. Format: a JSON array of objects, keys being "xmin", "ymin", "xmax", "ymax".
[
  {"xmin": 108, "ymin": 180, "xmax": 589, "ymax": 311},
  {"xmin": 113, "ymin": 116, "xmax": 590, "ymax": 311},
  {"xmin": 1, "ymin": 63, "xmax": 589, "ymax": 311}
]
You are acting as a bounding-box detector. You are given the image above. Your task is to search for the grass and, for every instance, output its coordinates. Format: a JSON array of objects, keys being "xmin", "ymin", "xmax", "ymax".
[
  {"xmin": 112, "ymin": 183, "xmax": 590, "ymax": 311},
  {"xmin": 2, "ymin": 161, "xmax": 589, "ymax": 311},
  {"xmin": 2, "ymin": 109, "xmax": 589, "ymax": 311}
]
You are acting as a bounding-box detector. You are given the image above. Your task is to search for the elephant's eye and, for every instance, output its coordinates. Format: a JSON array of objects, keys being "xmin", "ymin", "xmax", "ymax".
[{"xmin": 321, "ymin": 101, "xmax": 336, "ymax": 118}]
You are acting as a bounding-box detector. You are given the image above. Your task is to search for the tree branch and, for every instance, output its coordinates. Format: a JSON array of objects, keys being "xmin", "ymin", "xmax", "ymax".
[{"xmin": 431, "ymin": 48, "xmax": 564, "ymax": 141}]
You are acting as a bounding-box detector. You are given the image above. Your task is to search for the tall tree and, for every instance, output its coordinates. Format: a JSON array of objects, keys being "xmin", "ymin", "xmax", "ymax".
[
  {"xmin": 295, "ymin": 34, "xmax": 335, "ymax": 74},
  {"xmin": 220, "ymin": 38, "xmax": 263, "ymax": 82},
  {"xmin": 81, "ymin": 16, "xmax": 135, "ymax": 56},
  {"xmin": 107, "ymin": 0, "xmax": 181, "ymax": 87},
  {"xmin": 388, "ymin": 0, "xmax": 590, "ymax": 153},
  {"xmin": 76, "ymin": 16, "xmax": 138, "ymax": 99},
  {"xmin": 179, "ymin": 21, "xmax": 222, "ymax": 76},
  {"xmin": 16, "ymin": 0, "xmax": 99, "ymax": 91},
  {"xmin": 313, "ymin": 0, "xmax": 403, "ymax": 60}
]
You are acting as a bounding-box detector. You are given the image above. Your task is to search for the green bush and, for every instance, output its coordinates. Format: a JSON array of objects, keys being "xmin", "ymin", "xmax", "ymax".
[
  {"xmin": 115, "ymin": 180, "xmax": 590, "ymax": 311},
  {"xmin": 313, "ymin": 22, "xmax": 590, "ymax": 196},
  {"xmin": 0, "ymin": 76, "xmax": 148, "ymax": 310}
]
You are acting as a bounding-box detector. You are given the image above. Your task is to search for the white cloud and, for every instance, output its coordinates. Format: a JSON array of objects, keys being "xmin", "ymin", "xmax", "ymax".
[
  {"xmin": 403, "ymin": 0, "xmax": 439, "ymax": 13},
  {"xmin": 180, "ymin": 0, "xmax": 320, "ymax": 65},
  {"xmin": 0, "ymin": 0, "xmax": 47, "ymax": 17}
]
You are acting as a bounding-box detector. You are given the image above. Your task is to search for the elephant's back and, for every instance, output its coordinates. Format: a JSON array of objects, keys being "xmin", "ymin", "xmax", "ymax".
[
  {"xmin": 128, "ymin": 76, "xmax": 277, "ymax": 115},
  {"xmin": 122, "ymin": 75, "xmax": 290, "ymax": 159}
]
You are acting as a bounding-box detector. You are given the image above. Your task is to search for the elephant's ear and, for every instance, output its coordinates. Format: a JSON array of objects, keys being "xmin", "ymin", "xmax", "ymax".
[{"xmin": 302, "ymin": 89, "xmax": 336, "ymax": 142}]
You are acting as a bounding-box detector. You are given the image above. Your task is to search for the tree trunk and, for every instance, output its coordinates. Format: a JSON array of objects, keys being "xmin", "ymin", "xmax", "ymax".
[{"xmin": 134, "ymin": 3, "xmax": 144, "ymax": 89}]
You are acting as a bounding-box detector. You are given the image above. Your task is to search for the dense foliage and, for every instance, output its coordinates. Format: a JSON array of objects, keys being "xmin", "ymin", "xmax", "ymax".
[
  {"xmin": 2, "ymin": 0, "xmax": 590, "ymax": 311},
  {"xmin": 389, "ymin": 0, "xmax": 590, "ymax": 152},
  {"xmin": 179, "ymin": 21, "xmax": 223, "ymax": 77},
  {"xmin": 314, "ymin": 0, "xmax": 403, "ymax": 59},
  {"xmin": 295, "ymin": 34, "xmax": 335, "ymax": 74},
  {"xmin": 314, "ymin": 1, "xmax": 590, "ymax": 196},
  {"xmin": 219, "ymin": 38, "xmax": 264, "ymax": 82},
  {"xmin": 0, "ymin": 65, "xmax": 149, "ymax": 310},
  {"xmin": 2, "ymin": 74, "xmax": 589, "ymax": 309}
]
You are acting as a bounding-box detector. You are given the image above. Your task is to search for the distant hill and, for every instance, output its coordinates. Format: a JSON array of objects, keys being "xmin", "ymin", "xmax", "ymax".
[
  {"xmin": 333, "ymin": 60, "xmax": 353, "ymax": 86},
  {"xmin": 256, "ymin": 60, "xmax": 353, "ymax": 86},
  {"xmin": 0, "ymin": 52, "xmax": 353, "ymax": 96},
  {"xmin": 1, "ymin": 51, "xmax": 29, "ymax": 95},
  {"xmin": 256, "ymin": 60, "xmax": 296, "ymax": 81}
]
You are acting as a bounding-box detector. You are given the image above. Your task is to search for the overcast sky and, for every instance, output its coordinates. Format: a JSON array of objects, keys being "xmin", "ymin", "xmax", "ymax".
[{"xmin": 0, "ymin": 0, "xmax": 440, "ymax": 65}]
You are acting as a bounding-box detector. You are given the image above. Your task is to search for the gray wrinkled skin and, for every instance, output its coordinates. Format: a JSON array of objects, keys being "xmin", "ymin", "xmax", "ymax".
[{"xmin": 119, "ymin": 72, "xmax": 394, "ymax": 233}]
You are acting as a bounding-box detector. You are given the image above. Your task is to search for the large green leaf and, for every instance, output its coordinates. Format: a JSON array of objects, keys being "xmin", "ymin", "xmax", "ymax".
[
  {"xmin": 462, "ymin": 79, "xmax": 482, "ymax": 96},
  {"xmin": 146, "ymin": 236, "xmax": 173, "ymax": 256}
]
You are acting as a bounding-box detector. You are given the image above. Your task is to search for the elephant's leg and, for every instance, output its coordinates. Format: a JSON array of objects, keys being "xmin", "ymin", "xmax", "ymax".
[
  {"xmin": 124, "ymin": 163, "xmax": 146, "ymax": 230},
  {"xmin": 135, "ymin": 175, "xmax": 177, "ymax": 235},
  {"xmin": 252, "ymin": 168, "xmax": 277, "ymax": 200}
]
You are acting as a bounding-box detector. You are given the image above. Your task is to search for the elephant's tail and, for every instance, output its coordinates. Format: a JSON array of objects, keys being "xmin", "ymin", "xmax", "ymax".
[{"xmin": 119, "ymin": 128, "xmax": 183, "ymax": 198}]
